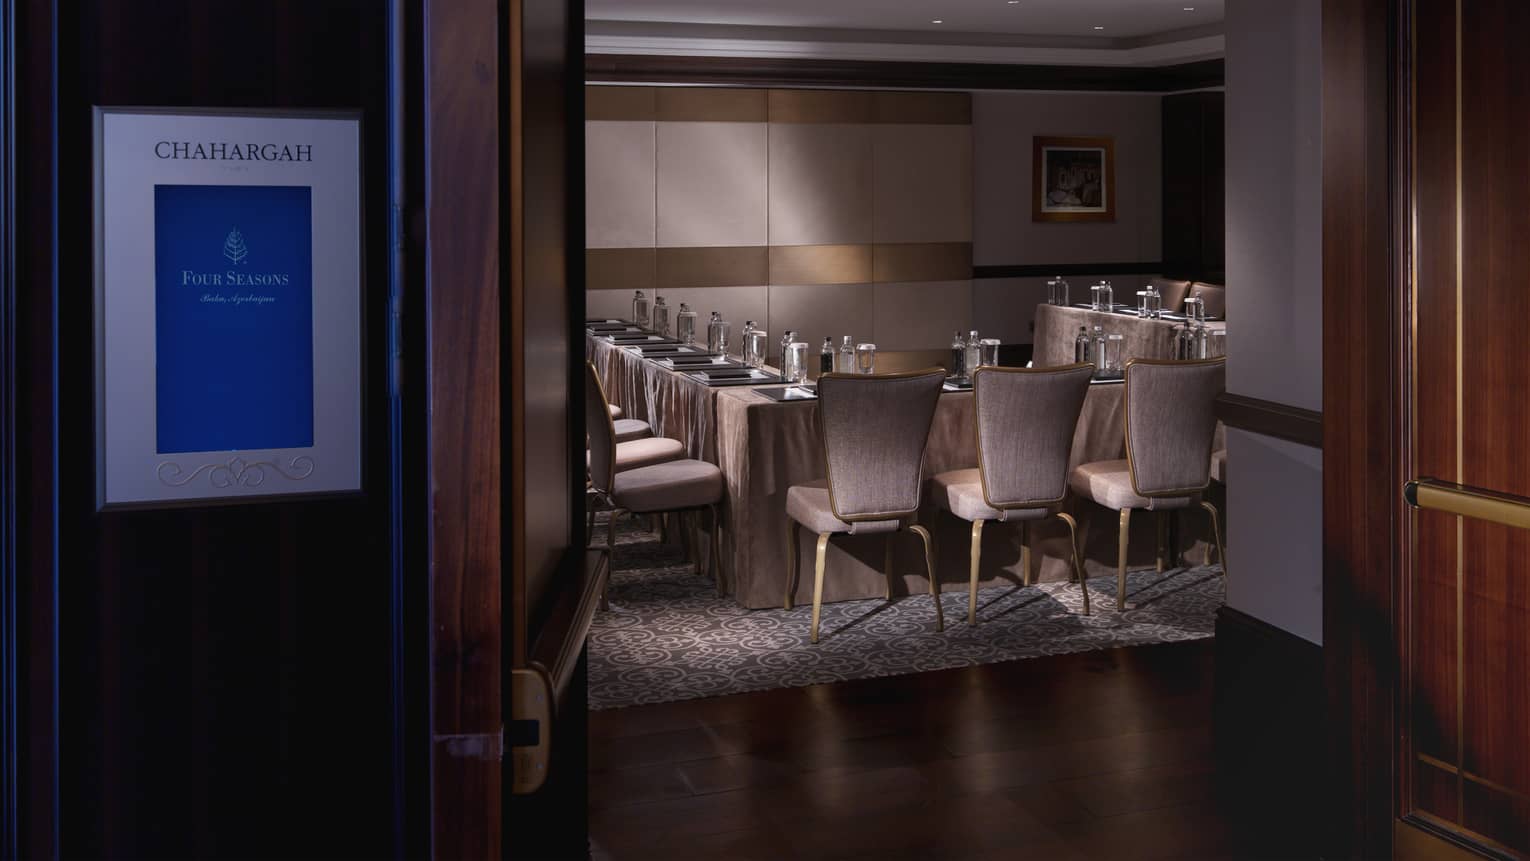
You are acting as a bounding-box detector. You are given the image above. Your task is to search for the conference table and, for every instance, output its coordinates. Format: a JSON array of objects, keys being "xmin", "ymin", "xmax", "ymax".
[{"xmin": 588, "ymin": 317, "xmax": 1223, "ymax": 611}]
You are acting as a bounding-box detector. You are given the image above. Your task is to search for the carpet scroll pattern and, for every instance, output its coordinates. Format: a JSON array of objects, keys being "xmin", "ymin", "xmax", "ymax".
[{"xmin": 589, "ymin": 516, "xmax": 1222, "ymax": 710}]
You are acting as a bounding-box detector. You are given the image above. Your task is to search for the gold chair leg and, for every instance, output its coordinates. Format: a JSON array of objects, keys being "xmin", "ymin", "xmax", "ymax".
[
  {"xmin": 686, "ymin": 512, "xmax": 701, "ymax": 570},
  {"xmin": 606, "ymin": 507, "xmax": 623, "ymax": 551},
  {"xmin": 1117, "ymin": 508, "xmax": 1132, "ymax": 612},
  {"xmin": 1057, "ymin": 512, "xmax": 1089, "ymax": 616},
  {"xmin": 1020, "ymin": 521, "xmax": 1032, "ymax": 586},
  {"xmin": 967, "ymin": 519, "xmax": 985, "ymax": 626},
  {"xmin": 784, "ymin": 519, "xmax": 800, "ymax": 610},
  {"xmin": 810, "ymin": 533, "xmax": 831, "ymax": 644},
  {"xmin": 909, "ymin": 524, "xmax": 944, "ymax": 633},
  {"xmin": 883, "ymin": 533, "xmax": 895, "ymax": 601},
  {"xmin": 1155, "ymin": 511, "xmax": 1167, "ymax": 573},
  {"xmin": 709, "ymin": 504, "xmax": 724, "ymax": 597},
  {"xmin": 1201, "ymin": 500, "xmax": 1229, "ymax": 578}
]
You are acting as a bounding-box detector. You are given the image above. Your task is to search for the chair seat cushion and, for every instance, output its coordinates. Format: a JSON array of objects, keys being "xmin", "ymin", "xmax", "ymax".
[
  {"xmin": 612, "ymin": 459, "xmax": 723, "ymax": 513},
  {"xmin": 785, "ymin": 480, "xmax": 903, "ymax": 535},
  {"xmin": 613, "ymin": 418, "xmax": 652, "ymax": 444},
  {"xmin": 1069, "ymin": 459, "xmax": 1196, "ymax": 512},
  {"xmin": 931, "ymin": 468, "xmax": 1050, "ymax": 523},
  {"xmin": 616, "ymin": 436, "xmax": 685, "ymax": 472},
  {"xmin": 607, "ymin": 403, "xmax": 623, "ymax": 419},
  {"xmin": 1211, "ymin": 449, "xmax": 1227, "ymax": 483}
]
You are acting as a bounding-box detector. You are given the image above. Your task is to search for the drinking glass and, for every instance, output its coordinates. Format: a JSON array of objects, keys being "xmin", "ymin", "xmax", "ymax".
[
  {"xmin": 1104, "ymin": 334, "xmax": 1125, "ymax": 375},
  {"xmin": 1210, "ymin": 328, "xmax": 1227, "ymax": 358},
  {"xmin": 708, "ymin": 319, "xmax": 731, "ymax": 355},
  {"xmin": 1183, "ymin": 296, "xmax": 1205, "ymax": 325},
  {"xmin": 855, "ymin": 343, "xmax": 877, "ymax": 374},
  {"xmin": 785, "ymin": 342, "xmax": 809, "ymax": 384},
  {"xmin": 979, "ymin": 338, "xmax": 1001, "ymax": 368},
  {"xmin": 651, "ymin": 297, "xmax": 670, "ymax": 337}
]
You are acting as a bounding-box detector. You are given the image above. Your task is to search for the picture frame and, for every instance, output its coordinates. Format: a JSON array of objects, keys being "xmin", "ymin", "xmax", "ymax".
[
  {"xmin": 1032, "ymin": 135, "xmax": 1116, "ymax": 223},
  {"xmin": 93, "ymin": 107, "xmax": 366, "ymax": 509}
]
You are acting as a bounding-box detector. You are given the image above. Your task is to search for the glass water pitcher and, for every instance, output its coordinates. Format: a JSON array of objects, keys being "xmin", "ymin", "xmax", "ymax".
[
  {"xmin": 677, "ymin": 303, "xmax": 698, "ymax": 345},
  {"xmin": 707, "ymin": 311, "xmax": 730, "ymax": 355},
  {"xmin": 950, "ymin": 330, "xmax": 968, "ymax": 380},
  {"xmin": 965, "ymin": 329, "xmax": 981, "ymax": 375},
  {"xmin": 1048, "ymin": 276, "xmax": 1070, "ymax": 307},
  {"xmin": 837, "ymin": 336, "xmax": 856, "ymax": 373},
  {"xmin": 743, "ymin": 321, "xmax": 767, "ymax": 369},
  {"xmin": 1137, "ymin": 284, "xmax": 1161, "ymax": 318},
  {"xmin": 1090, "ymin": 281, "xmax": 1114, "ymax": 311},
  {"xmin": 632, "ymin": 290, "xmax": 650, "ymax": 327},
  {"xmin": 651, "ymin": 294, "xmax": 670, "ymax": 337},
  {"xmin": 855, "ymin": 343, "xmax": 877, "ymax": 374}
]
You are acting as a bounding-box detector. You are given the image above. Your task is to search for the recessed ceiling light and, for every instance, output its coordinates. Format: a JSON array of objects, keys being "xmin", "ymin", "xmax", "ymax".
[
  {"xmin": 1093, "ymin": 25, "xmax": 1105, "ymax": 29},
  {"xmin": 1007, "ymin": 1, "xmax": 1020, "ymax": 4},
  {"xmin": 1183, "ymin": 6, "xmax": 1196, "ymax": 10},
  {"xmin": 931, "ymin": 18, "xmax": 944, "ymax": 23}
]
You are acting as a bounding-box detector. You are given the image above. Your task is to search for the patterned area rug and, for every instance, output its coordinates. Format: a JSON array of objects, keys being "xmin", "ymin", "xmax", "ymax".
[{"xmin": 589, "ymin": 516, "xmax": 1223, "ymax": 710}]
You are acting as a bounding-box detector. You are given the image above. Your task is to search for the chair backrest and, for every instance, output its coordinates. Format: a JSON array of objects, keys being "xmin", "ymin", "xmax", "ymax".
[
  {"xmin": 1188, "ymin": 282, "xmax": 1226, "ymax": 318},
  {"xmin": 1124, "ymin": 358, "xmax": 1226, "ymax": 497},
  {"xmin": 1150, "ymin": 277, "xmax": 1193, "ymax": 313},
  {"xmin": 585, "ymin": 362, "xmax": 618, "ymax": 493},
  {"xmin": 973, "ymin": 363, "xmax": 1095, "ymax": 509},
  {"xmin": 816, "ymin": 369, "xmax": 945, "ymax": 521}
]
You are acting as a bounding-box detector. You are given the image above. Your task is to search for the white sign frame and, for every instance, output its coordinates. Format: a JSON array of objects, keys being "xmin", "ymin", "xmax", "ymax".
[{"xmin": 93, "ymin": 107, "xmax": 365, "ymax": 510}]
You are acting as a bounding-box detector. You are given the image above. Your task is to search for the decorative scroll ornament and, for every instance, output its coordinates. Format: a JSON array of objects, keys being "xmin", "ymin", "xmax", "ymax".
[
  {"xmin": 222, "ymin": 227, "xmax": 248, "ymax": 265},
  {"xmin": 157, "ymin": 455, "xmax": 315, "ymax": 490}
]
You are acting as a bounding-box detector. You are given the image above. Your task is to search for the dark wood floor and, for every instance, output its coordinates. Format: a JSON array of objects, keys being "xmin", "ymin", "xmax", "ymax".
[{"xmin": 588, "ymin": 640, "xmax": 1307, "ymax": 861}]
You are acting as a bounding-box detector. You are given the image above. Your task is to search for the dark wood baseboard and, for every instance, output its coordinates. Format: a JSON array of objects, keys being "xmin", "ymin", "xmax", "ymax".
[
  {"xmin": 587, "ymin": 55, "xmax": 1224, "ymax": 93},
  {"xmin": 1213, "ymin": 606, "xmax": 1324, "ymax": 857},
  {"xmin": 1215, "ymin": 392, "xmax": 1323, "ymax": 449}
]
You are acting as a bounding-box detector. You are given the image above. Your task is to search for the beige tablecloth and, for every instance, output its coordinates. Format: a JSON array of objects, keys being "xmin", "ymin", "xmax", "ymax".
[
  {"xmin": 588, "ymin": 336, "xmax": 725, "ymax": 463},
  {"xmin": 1033, "ymin": 304, "xmax": 1228, "ymax": 368}
]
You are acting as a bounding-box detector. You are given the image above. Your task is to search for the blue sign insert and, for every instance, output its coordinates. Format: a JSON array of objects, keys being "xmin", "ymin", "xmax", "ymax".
[{"xmin": 154, "ymin": 184, "xmax": 314, "ymax": 454}]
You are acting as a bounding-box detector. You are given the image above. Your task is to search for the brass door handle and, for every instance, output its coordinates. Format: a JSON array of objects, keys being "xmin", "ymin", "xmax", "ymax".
[{"xmin": 1404, "ymin": 478, "xmax": 1530, "ymax": 531}]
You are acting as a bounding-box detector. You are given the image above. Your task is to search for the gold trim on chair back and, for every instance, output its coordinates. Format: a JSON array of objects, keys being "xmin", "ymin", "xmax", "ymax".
[
  {"xmin": 973, "ymin": 363, "xmax": 1095, "ymax": 511},
  {"xmin": 815, "ymin": 369, "xmax": 946, "ymax": 523},
  {"xmin": 584, "ymin": 361, "xmax": 619, "ymax": 494},
  {"xmin": 1123, "ymin": 357, "xmax": 1226, "ymax": 498}
]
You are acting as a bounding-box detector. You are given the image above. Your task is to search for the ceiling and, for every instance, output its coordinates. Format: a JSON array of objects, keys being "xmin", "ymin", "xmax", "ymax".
[{"xmin": 584, "ymin": 0, "xmax": 1225, "ymax": 42}]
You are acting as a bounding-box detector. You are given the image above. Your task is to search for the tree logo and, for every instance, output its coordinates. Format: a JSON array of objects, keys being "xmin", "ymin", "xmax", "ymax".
[{"xmin": 222, "ymin": 228, "xmax": 249, "ymax": 265}]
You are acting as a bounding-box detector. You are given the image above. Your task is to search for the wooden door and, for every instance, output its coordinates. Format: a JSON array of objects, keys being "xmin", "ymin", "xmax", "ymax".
[
  {"xmin": 1399, "ymin": 0, "xmax": 1530, "ymax": 855},
  {"xmin": 1326, "ymin": 0, "xmax": 1530, "ymax": 858}
]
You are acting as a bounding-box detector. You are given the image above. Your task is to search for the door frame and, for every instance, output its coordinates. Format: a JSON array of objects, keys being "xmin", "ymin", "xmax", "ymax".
[{"xmin": 1322, "ymin": 0, "xmax": 1407, "ymax": 857}]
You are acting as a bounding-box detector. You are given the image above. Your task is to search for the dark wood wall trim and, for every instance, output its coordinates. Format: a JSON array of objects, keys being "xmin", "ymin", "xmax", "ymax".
[
  {"xmin": 973, "ymin": 261, "xmax": 1164, "ymax": 279},
  {"xmin": 1213, "ymin": 606, "xmax": 1324, "ymax": 858},
  {"xmin": 1215, "ymin": 392, "xmax": 1323, "ymax": 449},
  {"xmin": 1322, "ymin": 0, "xmax": 1404, "ymax": 857},
  {"xmin": 586, "ymin": 54, "xmax": 1224, "ymax": 93}
]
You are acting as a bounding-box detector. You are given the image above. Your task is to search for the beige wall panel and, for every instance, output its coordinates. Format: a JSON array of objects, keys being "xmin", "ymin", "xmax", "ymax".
[
  {"xmin": 587, "ymin": 285, "xmax": 769, "ymax": 347},
  {"xmin": 971, "ymin": 91, "xmax": 1161, "ymax": 266},
  {"xmin": 657, "ymin": 88, "xmax": 767, "ymax": 122},
  {"xmin": 586, "ymin": 86, "xmax": 656, "ymax": 122},
  {"xmin": 875, "ymin": 91, "xmax": 972, "ymax": 125},
  {"xmin": 586, "ymin": 120, "xmax": 657, "ymax": 249},
  {"xmin": 657, "ymin": 122, "xmax": 768, "ymax": 248},
  {"xmin": 873, "ymin": 124, "xmax": 973, "ymax": 244},
  {"xmin": 872, "ymin": 242, "xmax": 973, "ymax": 283},
  {"xmin": 768, "ymin": 283, "xmax": 876, "ymax": 362},
  {"xmin": 768, "ymin": 244, "xmax": 873, "ymax": 285},
  {"xmin": 873, "ymin": 280, "xmax": 974, "ymax": 351},
  {"xmin": 656, "ymin": 246, "xmax": 769, "ymax": 288},
  {"xmin": 768, "ymin": 89, "xmax": 875, "ymax": 124},
  {"xmin": 768, "ymin": 123, "xmax": 874, "ymax": 247},
  {"xmin": 586, "ymin": 248, "xmax": 655, "ymax": 292}
]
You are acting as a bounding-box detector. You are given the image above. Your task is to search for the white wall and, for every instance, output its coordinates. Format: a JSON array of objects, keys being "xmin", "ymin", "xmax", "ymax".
[
  {"xmin": 1224, "ymin": 0, "xmax": 1323, "ymax": 644},
  {"xmin": 971, "ymin": 90, "xmax": 1163, "ymax": 343}
]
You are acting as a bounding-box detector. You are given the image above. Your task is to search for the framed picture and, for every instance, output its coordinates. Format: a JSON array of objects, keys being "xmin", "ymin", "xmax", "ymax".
[
  {"xmin": 1032, "ymin": 136, "xmax": 1116, "ymax": 223},
  {"xmin": 93, "ymin": 107, "xmax": 364, "ymax": 509}
]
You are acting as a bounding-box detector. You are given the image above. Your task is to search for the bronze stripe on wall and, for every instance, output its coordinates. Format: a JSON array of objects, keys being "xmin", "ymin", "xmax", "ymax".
[
  {"xmin": 873, "ymin": 242, "xmax": 974, "ymax": 283},
  {"xmin": 586, "ymin": 242, "xmax": 975, "ymax": 288},
  {"xmin": 767, "ymin": 89, "xmax": 876, "ymax": 124},
  {"xmin": 874, "ymin": 91, "xmax": 972, "ymax": 125},
  {"xmin": 768, "ymin": 244, "xmax": 873, "ymax": 285},
  {"xmin": 586, "ymin": 248, "xmax": 656, "ymax": 291},
  {"xmin": 585, "ymin": 85, "xmax": 656, "ymax": 121},
  {"xmin": 655, "ymin": 87, "xmax": 767, "ymax": 123},
  {"xmin": 656, "ymin": 246, "xmax": 770, "ymax": 288}
]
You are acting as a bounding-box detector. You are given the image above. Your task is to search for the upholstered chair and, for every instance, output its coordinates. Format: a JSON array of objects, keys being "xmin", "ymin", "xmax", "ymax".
[
  {"xmin": 930, "ymin": 363, "xmax": 1096, "ymax": 624},
  {"xmin": 783, "ymin": 369, "xmax": 947, "ymax": 643},
  {"xmin": 586, "ymin": 362, "xmax": 726, "ymax": 596},
  {"xmin": 607, "ymin": 403, "xmax": 624, "ymax": 419},
  {"xmin": 1211, "ymin": 449, "xmax": 1227, "ymax": 485},
  {"xmin": 1068, "ymin": 358, "xmax": 1228, "ymax": 611},
  {"xmin": 1150, "ymin": 277, "xmax": 1193, "ymax": 314},
  {"xmin": 614, "ymin": 418, "xmax": 652, "ymax": 444},
  {"xmin": 1187, "ymin": 282, "xmax": 1226, "ymax": 319}
]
